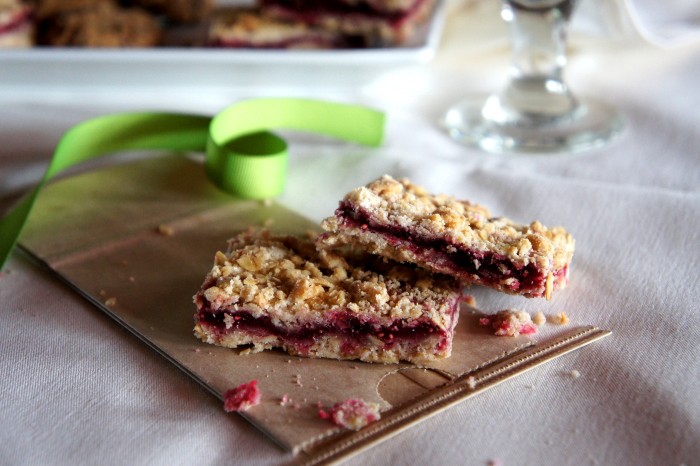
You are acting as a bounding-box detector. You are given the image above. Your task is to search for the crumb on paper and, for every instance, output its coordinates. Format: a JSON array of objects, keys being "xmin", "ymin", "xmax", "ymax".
[
  {"xmin": 462, "ymin": 294, "xmax": 476, "ymax": 307},
  {"xmin": 280, "ymin": 394, "xmax": 291, "ymax": 406},
  {"xmin": 104, "ymin": 297, "xmax": 117, "ymax": 307},
  {"xmin": 467, "ymin": 376, "xmax": 477, "ymax": 390},
  {"xmin": 156, "ymin": 224, "xmax": 175, "ymax": 236},
  {"xmin": 128, "ymin": 276, "xmax": 136, "ymax": 283},
  {"xmin": 569, "ymin": 370, "xmax": 581, "ymax": 379},
  {"xmin": 532, "ymin": 311, "xmax": 546, "ymax": 326},
  {"xmin": 547, "ymin": 311, "xmax": 570, "ymax": 325},
  {"xmin": 99, "ymin": 289, "xmax": 107, "ymax": 297},
  {"xmin": 294, "ymin": 374, "xmax": 303, "ymax": 387},
  {"xmin": 223, "ymin": 380, "xmax": 261, "ymax": 413},
  {"xmin": 480, "ymin": 309, "xmax": 537, "ymax": 337},
  {"xmin": 318, "ymin": 398, "xmax": 381, "ymax": 430}
]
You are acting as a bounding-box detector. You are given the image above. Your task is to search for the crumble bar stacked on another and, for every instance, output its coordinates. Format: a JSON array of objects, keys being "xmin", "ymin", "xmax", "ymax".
[{"xmin": 317, "ymin": 175, "xmax": 575, "ymax": 299}]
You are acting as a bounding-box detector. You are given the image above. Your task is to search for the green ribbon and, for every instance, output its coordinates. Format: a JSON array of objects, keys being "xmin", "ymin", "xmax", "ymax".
[{"xmin": 0, "ymin": 98, "xmax": 385, "ymax": 268}]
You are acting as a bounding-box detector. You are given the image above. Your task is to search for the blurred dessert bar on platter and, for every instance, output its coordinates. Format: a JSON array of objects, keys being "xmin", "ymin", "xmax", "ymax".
[
  {"xmin": 209, "ymin": 0, "xmax": 438, "ymax": 48},
  {"xmin": 7, "ymin": 0, "xmax": 438, "ymax": 48},
  {"xmin": 33, "ymin": 0, "xmax": 162, "ymax": 47},
  {"xmin": 255, "ymin": 0, "xmax": 437, "ymax": 47},
  {"xmin": 0, "ymin": 0, "xmax": 33, "ymax": 47},
  {"xmin": 208, "ymin": 7, "xmax": 344, "ymax": 49},
  {"xmin": 120, "ymin": 0, "xmax": 214, "ymax": 24}
]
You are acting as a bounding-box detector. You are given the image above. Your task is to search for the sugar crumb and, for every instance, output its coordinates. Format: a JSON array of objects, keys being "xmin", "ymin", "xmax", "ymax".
[
  {"xmin": 547, "ymin": 311, "xmax": 570, "ymax": 325},
  {"xmin": 104, "ymin": 297, "xmax": 117, "ymax": 307},
  {"xmin": 569, "ymin": 370, "xmax": 581, "ymax": 379},
  {"xmin": 156, "ymin": 224, "xmax": 175, "ymax": 236},
  {"xmin": 532, "ymin": 311, "xmax": 546, "ymax": 326},
  {"xmin": 462, "ymin": 295, "xmax": 476, "ymax": 307},
  {"xmin": 467, "ymin": 376, "xmax": 477, "ymax": 389}
]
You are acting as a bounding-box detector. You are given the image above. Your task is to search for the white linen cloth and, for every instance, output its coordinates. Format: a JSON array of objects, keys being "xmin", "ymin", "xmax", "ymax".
[
  {"xmin": 577, "ymin": 0, "xmax": 700, "ymax": 46},
  {"xmin": 1, "ymin": 1, "xmax": 699, "ymax": 465}
]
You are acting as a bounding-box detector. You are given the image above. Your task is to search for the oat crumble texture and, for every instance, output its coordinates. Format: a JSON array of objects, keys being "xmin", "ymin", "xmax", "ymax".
[
  {"xmin": 318, "ymin": 175, "xmax": 575, "ymax": 299},
  {"xmin": 318, "ymin": 398, "xmax": 381, "ymax": 430},
  {"xmin": 193, "ymin": 229, "xmax": 462, "ymax": 364}
]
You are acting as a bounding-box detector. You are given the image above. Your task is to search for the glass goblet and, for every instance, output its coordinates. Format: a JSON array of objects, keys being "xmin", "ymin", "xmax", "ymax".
[{"xmin": 442, "ymin": 0, "xmax": 623, "ymax": 154}]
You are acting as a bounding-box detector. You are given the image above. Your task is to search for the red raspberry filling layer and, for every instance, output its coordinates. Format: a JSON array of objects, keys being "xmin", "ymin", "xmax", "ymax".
[
  {"xmin": 195, "ymin": 304, "xmax": 458, "ymax": 357},
  {"xmin": 333, "ymin": 203, "xmax": 568, "ymax": 298},
  {"xmin": 0, "ymin": 6, "xmax": 31, "ymax": 35}
]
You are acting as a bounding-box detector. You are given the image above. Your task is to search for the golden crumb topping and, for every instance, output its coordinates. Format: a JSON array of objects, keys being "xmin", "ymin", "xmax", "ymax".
[
  {"xmin": 196, "ymin": 229, "xmax": 460, "ymax": 328},
  {"xmin": 324, "ymin": 175, "xmax": 574, "ymax": 271}
]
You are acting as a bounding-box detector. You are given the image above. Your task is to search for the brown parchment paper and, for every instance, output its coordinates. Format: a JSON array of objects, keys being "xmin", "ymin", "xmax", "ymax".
[{"xmin": 19, "ymin": 154, "xmax": 610, "ymax": 462}]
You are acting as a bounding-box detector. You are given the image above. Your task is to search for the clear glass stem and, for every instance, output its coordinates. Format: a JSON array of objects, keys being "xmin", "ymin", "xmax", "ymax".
[{"xmin": 486, "ymin": 0, "xmax": 578, "ymax": 125}]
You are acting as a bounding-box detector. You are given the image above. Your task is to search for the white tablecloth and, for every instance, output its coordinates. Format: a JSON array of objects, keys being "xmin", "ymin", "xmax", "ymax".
[{"xmin": 1, "ymin": 1, "xmax": 699, "ymax": 465}]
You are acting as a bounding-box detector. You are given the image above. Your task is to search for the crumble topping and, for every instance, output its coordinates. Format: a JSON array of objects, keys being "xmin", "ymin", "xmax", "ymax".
[
  {"xmin": 480, "ymin": 309, "xmax": 538, "ymax": 337},
  {"xmin": 223, "ymin": 380, "xmax": 262, "ymax": 412},
  {"xmin": 196, "ymin": 229, "xmax": 460, "ymax": 327},
  {"xmin": 323, "ymin": 175, "xmax": 574, "ymax": 271},
  {"xmin": 318, "ymin": 398, "xmax": 381, "ymax": 430}
]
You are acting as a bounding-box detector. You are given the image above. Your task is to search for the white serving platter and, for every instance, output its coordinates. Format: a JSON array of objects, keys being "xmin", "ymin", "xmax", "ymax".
[{"xmin": 0, "ymin": 1, "xmax": 446, "ymax": 90}]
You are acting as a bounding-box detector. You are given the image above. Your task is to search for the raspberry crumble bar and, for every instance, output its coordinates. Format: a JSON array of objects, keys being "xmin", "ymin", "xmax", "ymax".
[
  {"xmin": 317, "ymin": 175, "xmax": 575, "ymax": 299},
  {"xmin": 259, "ymin": 0, "xmax": 437, "ymax": 47},
  {"xmin": 208, "ymin": 7, "xmax": 342, "ymax": 49},
  {"xmin": 193, "ymin": 230, "xmax": 462, "ymax": 364}
]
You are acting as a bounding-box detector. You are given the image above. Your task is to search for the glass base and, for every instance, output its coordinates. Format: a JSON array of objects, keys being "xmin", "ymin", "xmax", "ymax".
[{"xmin": 442, "ymin": 96, "xmax": 623, "ymax": 155}]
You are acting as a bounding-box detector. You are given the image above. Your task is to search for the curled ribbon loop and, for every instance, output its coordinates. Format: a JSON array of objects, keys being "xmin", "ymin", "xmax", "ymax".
[{"xmin": 0, "ymin": 98, "xmax": 386, "ymax": 268}]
